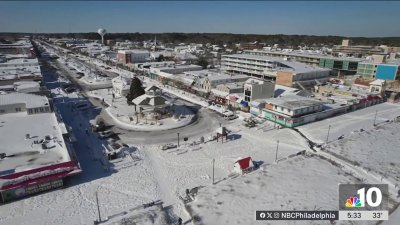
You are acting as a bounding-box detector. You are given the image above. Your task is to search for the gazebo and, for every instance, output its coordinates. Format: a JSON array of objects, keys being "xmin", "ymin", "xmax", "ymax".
[{"xmin": 131, "ymin": 85, "xmax": 172, "ymax": 121}]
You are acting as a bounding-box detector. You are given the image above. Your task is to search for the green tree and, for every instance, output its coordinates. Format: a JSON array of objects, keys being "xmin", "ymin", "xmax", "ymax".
[
  {"xmin": 197, "ymin": 57, "xmax": 209, "ymax": 69},
  {"xmin": 126, "ymin": 77, "xmax": 145, "ymax": 105}
]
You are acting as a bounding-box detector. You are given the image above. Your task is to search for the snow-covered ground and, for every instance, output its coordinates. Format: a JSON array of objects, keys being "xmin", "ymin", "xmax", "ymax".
[
  {"xmin": 58, "ymin": 57, "xmax": 112, "ymax": 86},
  {"xmin": 324, "ymin": 121, "xmax": 400, "ymax": 190},
  {"xmin": 5, "ymin": 43, "xmax": 399, "ymax": 224},
  {"xmin": 0, "ymin": 99, "xmax": 164, "ymax": 225},
  {"xmin": 187, "ymin": 155, "xmax": 361, "ymax": 225},
  {"xmin": 87, "ymin": 89, "xmax": 196, "ymax": 131},
  {"xmin": 298, "ymin": 103, "xmax": 400, "ymax": 144}
]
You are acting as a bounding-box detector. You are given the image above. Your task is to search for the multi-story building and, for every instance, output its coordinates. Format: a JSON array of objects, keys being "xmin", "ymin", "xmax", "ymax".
[
  {"xmin": 262, "ymin": 95, "xmax": 325, "ymax": 127},
  {"xmin": 243, "ymin": 78, "xmax": 275, "ymax": 102},
  {"xmin": 244, "ymin": 50, "xmax": 362, "ymax": 76},
  {"xmin": 222, "ymin": 54, "xmax": 331, "ymax": 88},
  {"xmin": 0, "ymin": 93, "xmax": 81, "ymax": 203},
  {"xmin": 117, "ymin": 50, "xmax": 150, "ymax": 64},
  {"xmin": 357, "ymin": 62, "xmax": 400, "ymax": 80}
]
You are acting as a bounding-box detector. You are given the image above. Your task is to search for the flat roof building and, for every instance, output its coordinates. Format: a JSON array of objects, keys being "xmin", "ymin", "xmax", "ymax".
[
  {"xmin": 0, "ymin": 93, "xmax": 81, "ymax": 202},
  {"xmin": 244, "ymin": 49, "xmax": 362, "ymax": 76}
]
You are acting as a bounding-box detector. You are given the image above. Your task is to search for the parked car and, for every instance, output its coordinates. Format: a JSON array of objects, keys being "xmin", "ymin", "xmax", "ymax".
[
  {"xmin": 73, "ymin": 102, "xmax": 91, "ymax": 111},
  {"xmin": 225, "ymin": 114, "xmax": 238, "ymax": 120},
  {"xmin": 98, "ymin": 130, "xmax": 114, "ymax": 139},
  {"xmin": 161, "ymin": 143, "xmax": 177, "ymax": 150}
]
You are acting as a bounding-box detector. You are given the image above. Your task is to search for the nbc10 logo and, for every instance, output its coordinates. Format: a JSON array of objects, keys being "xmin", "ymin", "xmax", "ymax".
[{"xmin": 339, "ymin": 184, "xmax": 388, "ymax": 211}]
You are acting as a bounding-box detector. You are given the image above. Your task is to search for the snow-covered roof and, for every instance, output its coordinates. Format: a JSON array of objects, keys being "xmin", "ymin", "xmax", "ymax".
[
  {"xmin": 13, "ymin": 81, "xmax": 40, "ymax": 92},
  {"xmin": 370, "ymin": 79, "xmax": 386, "ymax": 86},
  {"xmin": 265, "ymin": 95, "xmax": 324, "ymax": 110},
  {"xmin": 0, "ymin": 93, "xmax": 49, "ymax": 108},
  {"xmin": 244, "ymin": 49, "xmax": 364, "ymax": 62},
  {"xmin": 118, "ymin": 50, "xmax": 150, "ymax": 54},
  {"xmin": 0, "ymin": 58, "xmax": 38, "ymax": 65},
  {"xmin": 211, "ymin": 89, "xmax": 229, "ymax": 97},
  {"xmin": 132, "ymin": 94, "xmax": 168, "ymax": 107},
  {"xmin": 224, "ymin": 54, "xmax": 330, "ymax": 74},
  {"xmin": 0, "ymin": 112, "xmax": 71, "ymax": 174}
]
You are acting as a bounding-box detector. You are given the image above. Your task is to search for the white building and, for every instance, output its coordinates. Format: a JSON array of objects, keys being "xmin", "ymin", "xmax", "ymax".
[
  {"xmin": 264, "ymin": 95, "xmax": 324, "ymax": 117},
  {"xmin": 201, "ymin": 74, "xmax": 249, "ymax": 93},
  {"xmin": 0, "ymin": 93, "xmax": 81, "ymax": 202},
  {"xmin": 221, "ymin": 54, "xmax": 330, "ymax": 88},
  {"xmin": 0, "ymin": 92, "xmax": 51, "ymax": 115},
  {"xmin": 13, "ymin": 81, "xmax": 41, "ymax": 93},
  {"xmin": 244, "ymin": 78, "xmax": 275, "ymax": 102},
  {"xmin": 111, "ymin": 76, "xmax": 131, "ymax": 98},
  {"xmin": 117, "ymin": 50, "xmax": 150, "ymax": 64}
]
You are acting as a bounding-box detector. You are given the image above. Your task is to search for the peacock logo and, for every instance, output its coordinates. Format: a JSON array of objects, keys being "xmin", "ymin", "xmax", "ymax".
[{"xmin": 345, "ymin": 196, "xmax": 362, "ymax": 207}]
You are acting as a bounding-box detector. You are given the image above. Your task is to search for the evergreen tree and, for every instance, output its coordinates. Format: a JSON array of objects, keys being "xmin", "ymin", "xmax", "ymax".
[
  {"xmin": 197, "ymin": 57, "xmax": 209, "ymax": 69},
  {"xmin": 126, "ymin": 77, "xmax": 145, "ymax": 105}
]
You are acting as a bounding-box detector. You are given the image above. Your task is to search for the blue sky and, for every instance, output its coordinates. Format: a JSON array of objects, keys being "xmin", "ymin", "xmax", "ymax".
[{"xmin": 0, "ymin": 1, "xmax": 399, "ymax": 37}]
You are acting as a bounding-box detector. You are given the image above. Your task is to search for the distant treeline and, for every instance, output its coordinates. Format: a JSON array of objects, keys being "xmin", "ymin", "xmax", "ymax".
[{"xmin": 2, "ymin": 32, "xmax": 400, "ymax": 47}]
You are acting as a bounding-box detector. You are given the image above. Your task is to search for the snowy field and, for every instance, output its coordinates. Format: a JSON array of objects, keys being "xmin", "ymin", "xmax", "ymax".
[
  {"xmin": 298, "ymin": 103, "xmax": 400, "ymax": 144},
  {"xmin": 324, "ymin": 121, "xmax": 400, "ymax": 188},
  {"xmin": 187, "ymin": 155, "xmax": 365, "ymax": 225}
]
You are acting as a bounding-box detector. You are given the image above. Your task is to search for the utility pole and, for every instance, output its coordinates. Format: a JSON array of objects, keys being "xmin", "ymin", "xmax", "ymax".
[
  {"xmin": 177, "ymin": 132, "xmax": 180, "ymax": 147},
  {"xmin": 373, "ymin": 110, "xmax": 378, "ymax": 126},
  {"xmin": 95, "ymin": 191, "xmax": 101, "ymax": 223},
  {"xmin": 326, "ymin": 125, "xmax": 331, "ymax": 143},
  {"xmin": 212, "ymin": 158, "xmax": 215, "ymax": 185},
  {"xmin": 275, "ymin": 140, "xmax": 279, "ymax": 163}
]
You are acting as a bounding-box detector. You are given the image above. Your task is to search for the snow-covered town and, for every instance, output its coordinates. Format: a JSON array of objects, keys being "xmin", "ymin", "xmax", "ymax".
[{"xmin": 1, "ymin": 2, "xmax": 400, "ymax": 225}]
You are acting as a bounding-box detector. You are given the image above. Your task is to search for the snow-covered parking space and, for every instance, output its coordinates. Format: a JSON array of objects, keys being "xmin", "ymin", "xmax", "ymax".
[
  {"xmin": 298, "ymin": 103, "xmax": 400, "ymax": 144},
  {"xmin": 187, "ymin": 155, "xmax": 361, "ymax": 225},
  {"xmin": 325, "ymin": 121, "xmax": 400, "ymax": 186}
]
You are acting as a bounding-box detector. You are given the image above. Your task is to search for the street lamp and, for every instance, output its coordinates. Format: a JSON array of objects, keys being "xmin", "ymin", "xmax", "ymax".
[
  {"xmin": 373, "ymin": 110, "xmax": 378, "ymax": 126},
  {"xmin": 326, "ymin": 125, "xmax": 331, "ymax": 143},
  {"xmin": 275, "ymin": 140, "xmax": 279, "ymax": 163}
]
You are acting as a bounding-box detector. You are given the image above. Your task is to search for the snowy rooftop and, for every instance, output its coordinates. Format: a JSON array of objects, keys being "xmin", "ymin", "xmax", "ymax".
[
  {"xmin": 13, "ymin": 81, "xmax": 40, "ymax": 91},
  {"xmin": 118, "ymin": 50, "xmax": 150, "ymax": 54},
  {"xmin": 265, "ymin": 95, "xmax": 324, "ymax": 110},
  {"xmin": 0, "ymin": 93, "xmax": 49, "ymax": 108},
  {"xmin": 0, "ymin": 112, "xmax": 71, "ymax": 174},
  {"xmin": 224, "ymin": 54, "xmax": 330, "ymax": 74},
  {"xmin": 158, "ymin": 64, "xmax": 202, "ymax": 71},
  {"xmin": 207, "ymin": 74, "xmax": 249, "ymax": 82},
  {"xmin": 244, "ymin": 49, "xmax": 364, "ymax": 62},
  {"xmin": 0, "ymin": 58, "xmax": 39, "ymax": 65}
]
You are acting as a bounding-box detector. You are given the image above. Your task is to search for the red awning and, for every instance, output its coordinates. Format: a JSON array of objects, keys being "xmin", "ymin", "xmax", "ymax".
[
  {"xmin": 235, "ymin": 157, "xmax": 252, "ymax": 170},
  {"xmin": 228, "ymin": 96, "xmax": 238, "ymax": 101}
]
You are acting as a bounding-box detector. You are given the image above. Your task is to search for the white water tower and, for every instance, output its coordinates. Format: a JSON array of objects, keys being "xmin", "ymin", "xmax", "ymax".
[{"xmin": 97, "ymin": 28, "xmax": 107, "ymax": 45}]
